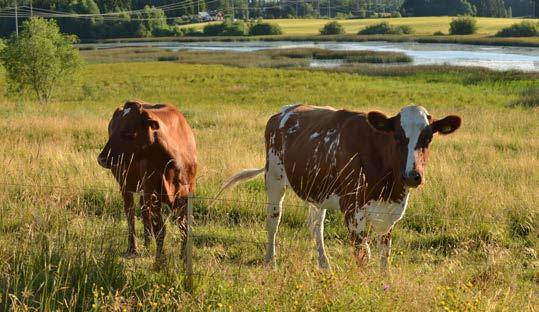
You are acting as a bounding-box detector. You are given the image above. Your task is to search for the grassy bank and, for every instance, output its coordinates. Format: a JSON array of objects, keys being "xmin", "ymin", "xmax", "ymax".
[
  {"xmin": 0, "ymin": 62, "xmax": 537, "ymax": 310},
  {"xmin": 81, "ymin": 47, "xmax": 412, "ymax": 66}
]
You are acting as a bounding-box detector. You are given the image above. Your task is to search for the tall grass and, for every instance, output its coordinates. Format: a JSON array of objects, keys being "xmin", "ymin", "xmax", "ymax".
[{"xmin": 0, "ymin": 62, "xmax": 537, "ymax": 310}]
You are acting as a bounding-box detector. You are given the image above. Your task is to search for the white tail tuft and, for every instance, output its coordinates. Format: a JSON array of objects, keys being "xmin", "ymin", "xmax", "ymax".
[{"xmin": 209, "ymin": 168, "xmax": 266, "ymax": 207}]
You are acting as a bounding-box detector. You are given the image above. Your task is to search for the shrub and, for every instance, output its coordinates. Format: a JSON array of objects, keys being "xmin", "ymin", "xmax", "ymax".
[
  {"xmin": 151, "ymin": 27, "xmax": 175, "ymax": 37},
  {"xmin": 203, "ymin": 22, "xmax": 246, "ymax": 36},
  {"xmin": 449, "ymin": 16, "xmax": 477, "ymax": 35},
  {"xmin": 335, "ymin": 12, "xmax": 352, "ymax": 19},
  {"xmin": 157, "ymin": 55, "xmax": 179, "ymax": 62},
  {"xmin": 391, "ymin": 11, "xmax": 402, "ymax": 18},
  {"xmin": 249, "ymin": 22, "xmax": 283, "ymax": 36},
  {"xmin": 495, "ymin": 21, "xmax": 538, "ymax": 37},
  {"xmin": 320, "ymin": 21, "xmax": 345, "ymax": 35},
  {"xmin": 358, "ymin": 22, "xmax": 415, "ymax": 35},
  {"xmin": 181, "ymin": 27, "xmax": 203, "ymax": 36},
  {"xmin": 0, "ymin": 17, "xmax": 82, "ymax": 103},
  {"xmin": 433, "ymin": 31, "xmax": 445, "ymax": 36}
]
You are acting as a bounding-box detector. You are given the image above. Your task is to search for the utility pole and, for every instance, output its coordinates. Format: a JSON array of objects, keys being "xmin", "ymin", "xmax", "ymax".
[
  {"xmin": 328, "ymin": 0, "xmax": 330, "ymax": 18},
  {"xmin": 15, "ymin": 0, "xmax": 18, "ymax": 37},
  {"xmin": 197, "ymin": 0, "xmax": 200, "ymax": 14},
  {"xmin": 296, "ymin": 0, "xmax": 298, "ymax": 17},
  {"xmin": 30, "ymin": 0, "xmax": 33, "ymax": 17}
]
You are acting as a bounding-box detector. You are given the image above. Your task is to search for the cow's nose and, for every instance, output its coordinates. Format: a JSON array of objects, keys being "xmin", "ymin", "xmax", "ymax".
[
  {"xmin": 403, "ymin": 170, "xmax": 422, "ymax": 187},
  {"xmin": 97, "ymin": 155, "xmax": 110, "ymax": 168}
]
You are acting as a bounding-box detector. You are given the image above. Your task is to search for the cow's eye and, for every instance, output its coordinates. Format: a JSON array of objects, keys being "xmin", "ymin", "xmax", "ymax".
[{"xmin": 122, "ymin": 132, "xmax": 136, "ymax": 140}]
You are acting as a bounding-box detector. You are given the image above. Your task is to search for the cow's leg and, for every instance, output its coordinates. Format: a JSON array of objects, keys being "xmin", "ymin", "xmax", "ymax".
[
  {"xmin": 308, "ymin": 205, "xmax": 330, "ymax": 269},
  {"xmin": 150, "ymin": 201, "xmax": 166, "ymax": 263},
  {"xmin": 122, "ymin": 191, "xmax": 138, "ymax": 257},
  {"xmin": 140, "ymin": 195, "xmax": 152, "ymax": 247},
  {"xmin": 347, "ymin": 206, "xmax": 370, "ymax": 266},
  {"xmin": 378, "ymin": 230, "xmax": 392, "ymax": 275},
  {"xmin": 173, "ymin": 196, "xmax": 188, "ymax": 258},
  {"xmin": 264, "ymin": 170, "xmax": 286, "ymax": 268}
]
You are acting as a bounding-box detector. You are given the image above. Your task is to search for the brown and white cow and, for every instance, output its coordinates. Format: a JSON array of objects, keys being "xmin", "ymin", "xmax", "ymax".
[
  {"xmin": 97, "ymin": 100, "xmax": 197, "ymax": 263},
  {"xmin": 217, "ymin": 104, "xmax": 461, "ymax": 272}
]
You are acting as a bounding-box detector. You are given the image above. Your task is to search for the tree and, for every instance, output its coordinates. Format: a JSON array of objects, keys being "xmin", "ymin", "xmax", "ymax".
[
  {"xmin": 0, "ymin": 17, "xmax": 83, "ymax": 103},
  {"xmin": 400, "ymin": 0, "xmax": 475, "ymax": 16}
]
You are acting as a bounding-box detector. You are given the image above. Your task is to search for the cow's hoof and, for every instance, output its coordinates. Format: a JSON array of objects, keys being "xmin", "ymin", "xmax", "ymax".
[
  {"xmin": 319, "ymin": 261, "xmax": 332, "ymax": 271},
  {"xmin": 355, "ymin": 250, "xmax": 370, "ymax": 267},
  {"xmin": 264, "ymin": 259, "xmax": 277, "ymax": 270},
  {"xmin": 153, "ymin": 255, "xmax": 166, "ymax": 271},
  {"xmin": 123, "ymin": 250, "xmax": 139, "ymax": 259}
]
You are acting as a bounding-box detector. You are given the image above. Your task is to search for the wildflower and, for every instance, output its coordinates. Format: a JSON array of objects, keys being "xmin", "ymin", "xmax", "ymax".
[{"xmin": 383, "ymin": 284, "xmax": 390, "ymax": 291}]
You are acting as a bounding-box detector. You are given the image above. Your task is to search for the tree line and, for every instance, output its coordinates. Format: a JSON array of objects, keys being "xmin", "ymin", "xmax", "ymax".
[{"xmin": 0, "ymin": 0, "xmax": 536, "ymax": 39}]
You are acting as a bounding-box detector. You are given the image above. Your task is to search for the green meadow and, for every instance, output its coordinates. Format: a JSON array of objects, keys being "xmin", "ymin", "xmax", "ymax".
[{"xmin": 0, "ymin": 56, "xmax": 537, "ymax": 310}]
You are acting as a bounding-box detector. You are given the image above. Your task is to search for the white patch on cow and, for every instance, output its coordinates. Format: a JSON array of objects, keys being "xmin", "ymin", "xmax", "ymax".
[
  {"xmin": 279, "ymin": 105, "xmax": 297, "ymax": 129},
  {"xmin": 266, "ymin": 148, "xmax": 289, "ymax": 186},
  {"xmin": 122, "ymin": 107, "xmax": 131, "ymax": 117},
  {"xmin": 287, "ymin": 120, "xmax": 300, "ymax": 134},
  {"xmin": 365, "ymin": 192, "xmax": 409, "ymax": 234},
  {"xmin": 399, "ymin": 105, "xmax": 429, "ymax": 175},
  {"xmin": 270, "ymin": 132, "xmax": 276, "ymax": 145},
  {"xmin": 317, "ymin": 194, "xmax": 341, "ymax": 210},
  {"xmin": 310, "ymin": 132, "xmax": 320, "ymax": 140}
]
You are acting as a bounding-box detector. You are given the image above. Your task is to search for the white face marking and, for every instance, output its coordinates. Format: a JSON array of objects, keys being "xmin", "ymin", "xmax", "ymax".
[
  {"xmin": 122, "ymin": 107, "xmax": 131, "ymax": 117},
  {"xmin": 365, "ymin": 192, "xmax": 409, "ymax": 234},
  {"xmin": 399, "ymin": 105, "xmax": 429, "ymax": 175}
]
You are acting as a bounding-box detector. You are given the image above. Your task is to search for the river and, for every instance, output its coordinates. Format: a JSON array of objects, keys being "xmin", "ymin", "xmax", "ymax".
[{"xmin": 88, "ymin": 40, "xmax": 539, "ymax": 72}]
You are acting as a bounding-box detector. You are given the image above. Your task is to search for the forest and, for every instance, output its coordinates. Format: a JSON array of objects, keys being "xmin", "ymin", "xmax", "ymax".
[{"xmin": 0, "ymin": 0, "xmax": 536, "ymax": 42}]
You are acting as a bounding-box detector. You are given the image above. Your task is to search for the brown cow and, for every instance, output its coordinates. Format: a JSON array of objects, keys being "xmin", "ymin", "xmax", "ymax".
[
  {"xmin": 217, "ymin": 104, "xmax": 461, "ymax": 272},
  {"xmin": 97, "ymin": 100, "xmax": 197, "ymax": 263}
]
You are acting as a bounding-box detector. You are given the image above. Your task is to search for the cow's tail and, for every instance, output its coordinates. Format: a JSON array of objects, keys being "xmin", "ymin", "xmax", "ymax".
[{"xmin": 209, "ymin": 167, "xmax": 265, "ymax": 207}]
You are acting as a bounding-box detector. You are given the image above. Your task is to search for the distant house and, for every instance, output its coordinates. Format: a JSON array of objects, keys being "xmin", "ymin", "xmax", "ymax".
[
  {"xmin": 197, "ymin": 11, "xmax": 212, "ymax": 21},
  {"xmin": 212, "ymin": 11, "xmax": 224, "ymax": 21}
]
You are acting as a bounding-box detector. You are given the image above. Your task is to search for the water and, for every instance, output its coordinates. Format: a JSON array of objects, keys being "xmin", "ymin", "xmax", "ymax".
[{"xmin": 87, "ymin": 40, "xmax": 539, "ymax": 72}]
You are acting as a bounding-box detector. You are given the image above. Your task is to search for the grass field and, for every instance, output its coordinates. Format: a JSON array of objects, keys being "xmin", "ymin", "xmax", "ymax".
[
  {"xmin": 252, "ymin": 17, "xmax": 534, "ymax": 35},
  {"xmin": 0, "ymin": 59, "xmax": 537, "ymax": 310}
]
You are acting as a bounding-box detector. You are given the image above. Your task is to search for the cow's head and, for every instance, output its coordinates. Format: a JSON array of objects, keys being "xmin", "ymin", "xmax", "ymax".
[
  {"xmin": 97, "ymin": 101, "xmax": 160, "ymax": 169},
  {"xmin": 367, "ymin": 105, "xmax": 461, "ymax": 188}
]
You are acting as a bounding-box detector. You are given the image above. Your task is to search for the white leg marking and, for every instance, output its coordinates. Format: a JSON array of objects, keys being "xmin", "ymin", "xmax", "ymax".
[
  {"xmin": 348, "ymin": 206, "xmax": 371, "ymax": 264},
  {"xmin": 308, "ymin": 205, "xmax": 330, "ymax": 269},
  {"xmin": 264, "ymin": 151, "xmax": 286, "ymax": 268}
]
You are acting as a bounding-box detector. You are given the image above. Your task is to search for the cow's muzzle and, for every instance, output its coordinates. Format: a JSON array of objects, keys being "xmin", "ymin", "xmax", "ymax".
[
  {"xmin": 97, "ymin": 154, "xmax": 112, "ymax": 169},
  {"xmin": 402, "ymin": 170, "xmax": 422, "ymax": 188}
]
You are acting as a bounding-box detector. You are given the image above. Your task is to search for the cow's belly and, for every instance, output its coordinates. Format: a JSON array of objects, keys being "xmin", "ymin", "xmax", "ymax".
[{"xmin": 364, "ymin": 193, "xmax": 409, "ymax": 234}]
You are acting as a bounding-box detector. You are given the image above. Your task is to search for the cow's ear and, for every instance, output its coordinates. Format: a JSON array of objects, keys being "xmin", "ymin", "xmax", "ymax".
[
  {"xmin": 431, "ymin": 115, "xmax": 461, "ymax": 135},
  {"xmin": 367, "ymin": 111, "xmax": 394, "ymax": 133}
]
